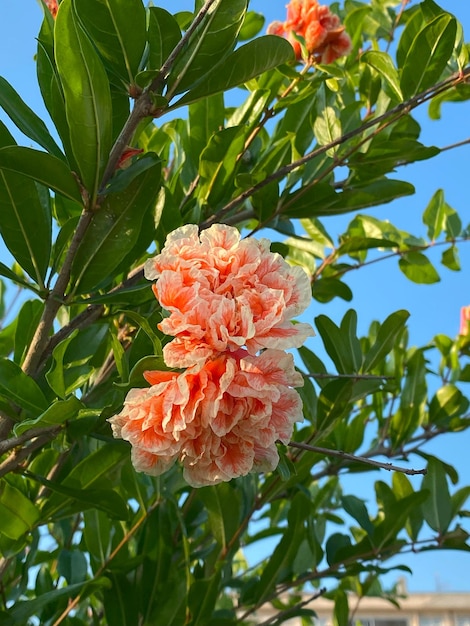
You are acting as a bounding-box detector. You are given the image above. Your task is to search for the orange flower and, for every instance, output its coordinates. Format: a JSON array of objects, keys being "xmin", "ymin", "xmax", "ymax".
[
  {"xmin": 267, "ymin": 0, "xmax": 351, "ymax": 63},
  {"xmin": 108, "ymin": 350, "xmax": 304, "ymax": 487},
  {"xmin": 460, "ymin": 305, "xmax": 470, "ymax": 336},
  {"xmin": 144, "ymin": 224, "xmax": 314, "ymax": 368},
  {"xmin": 45, "ymin": 0, "xmax": 59, "ymax": 18}
]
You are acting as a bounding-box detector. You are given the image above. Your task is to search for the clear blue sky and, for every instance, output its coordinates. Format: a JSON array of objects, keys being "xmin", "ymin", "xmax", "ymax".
[{"xmin": 0, "ymin": 0, "xmax": 469, "ymax": 593}]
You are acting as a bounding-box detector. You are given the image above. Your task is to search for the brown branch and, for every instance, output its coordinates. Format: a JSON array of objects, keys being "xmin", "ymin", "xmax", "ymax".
[
  {"xmin": 0, "ymin": 428, "xmax": 62, "ymax": 479},
  {"xmin": 0, "ymin": 424, "xmax": 62, "ymax": 456},
  {"xmin": 287, "ymin": 441, "xmax": 427, "ymax": 475},
  {"xmin": 21, "ymin": 210, "xmax": 94, "ymax": 377},
  {"xmin": 99, "ymin": 0, "xmax": 222, "ymax": 189}
]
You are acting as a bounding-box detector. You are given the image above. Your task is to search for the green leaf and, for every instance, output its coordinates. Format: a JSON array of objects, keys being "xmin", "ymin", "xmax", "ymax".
[
  {"xmin": 14, "ymin": 396, "xmax": 83, "ymax": 436},
  {"xmin": 285, "ymin": 179, "xmax": 414, "ymax": 218},
  {"xmin": 70, "ymin": 154, "xmax": 161, "ymax": 294},
  {"xmin": 199, "ymin": 483, "xmax": 241, "ymax": 552},
  {"xmin": 0, "ymin": 77, "xmax": 63, "ymax": 158},
  {"xmin": 8, "ymin": 578, "xmax": 111, "ymax": 623},
  {"xmin": 341, "ymin": 495, "xmax": 374, "ymax": 535},
  {"xmin": 362, "ymin": 310, "xmax": 409, "ymax": 372},
  {"xmin": 174, "ymin": 36, "xmax": 294, "ymax": 107},
  {"xmin": 441, "ymin": 245, "xmax": 460, "ymax": 271},
  {"xmin": 421, "ymin": 458, "xmax": 453, "ymax": 533},
  {"xmin": 312, "ymin": 277, "xmax": 353, "ymax": 303},
  {"xmin": 0, "ymin": 482, "xmax": 40, "ymax": 540},
  {"xmin": 0, "ymin": 359, "xmax": 48, "ymax": 415},
  {"xmin": 392, "ymin": 473, "xmax": 424, "ymax": 541},
  {"xmin": 429, "ymin": 384, "xmax": 465, "ymax": 425},
  {"xmin": 0, "ymin": 147, "xmax": 82, "ymax": 203},
  {"xmin": 315, "ymin": 312, "xmax": 361, "ymax": 374},
  {"xmin": 0, "ymin": 125, "xmax": 52, "ymax": 284},
  {"xmin": 55, "ymin": 0, "xmax": 113, "ymax": 198},
  {"xmin": 239, "ymin": 11, "xmax": 265, "ymax": 41},
  {"xmin": 148, "ymin": 7, "xmax": 182, "ymax": 72},
  {"xmin": 75, "ymin": 0, "xmax": 146, "ymax": 85},
  {"xmin": 313, "ymin": 84, "xmax": 341, "ymax": 154},
  {"xmin": 254, "ymin": 493, "xmax": 310, "ymax": 604},
  {"xmin": 362, "ymin": 50, "xmax": 402, "ymax": 100},
  {"xmin": 168, "ymin": 0, "xmax": 248, "ymax": 96},
  {"xmin": 42, "ymin": 443, "xmax": 129, "ymax": 518},
  {"xmin": 400, "ymin": 14, "xmax": 457, "ymax": 99},
  {"xmin": 334, "ymin": 589, "xmax": 349, "ymax": 626},
  {"xmin": 399, "ymin": 251, "xmax": 440, "ymax": 284},
  {"xmin": 422, "ymin": 188, "xmax": 446, "ymax": 240}
]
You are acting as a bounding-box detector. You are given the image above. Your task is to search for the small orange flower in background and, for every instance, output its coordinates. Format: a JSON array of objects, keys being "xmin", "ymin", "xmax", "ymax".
[
  {"xmin": 268, "ymin": 0, "xmax": 352, "ymax": 64},
  {"xmin": 460, "ymin": 305, "xmax": 470, "ymax": 336},
  {"xmin": 45, "ymin": 0, "xmax": 59, "ymax": 18},
  {"xmin": 109, "ymin": 224, "xmax": 313, "ymax": 486}
]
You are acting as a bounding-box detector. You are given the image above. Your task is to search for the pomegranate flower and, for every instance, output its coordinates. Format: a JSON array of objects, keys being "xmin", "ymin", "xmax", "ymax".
[
  {"xmin": 460, "ymin": 305, "xmax": 470, "ymax": 336},
  {"xmin": 267, "ymin": 0, "xmax": 351, "ymax": 64},
  {"xmin": 45, "ymin": 0, "xmax": 59, "ymax": 18},
  {"xmin": 108, "ymin": 350, "xmax": 304, "ymax": 487},
  {"xmin": 144, "ymin": 224, "xmax": 314, "ymax": 368}
]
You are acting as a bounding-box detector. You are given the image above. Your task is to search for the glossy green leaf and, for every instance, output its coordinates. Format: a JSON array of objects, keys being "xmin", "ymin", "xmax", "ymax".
[
  {"xmin": 334, "ymin": 589, "xmax": 349, "ymax": 626},
  {"xmin": 390, "ymin": 350, "xmax": 427, "ymax": 445},
  {"xmin": 315, "ymin": 311, "xmax": 361, "ymax": 374},
  {"xmin": 0, "ymin": 359, "xmax": 48, "ymax": 415},
  {"xmin": 168, "ymin": 0, "xmax": 248, "ymax": 97},
  {"xmin": 199, "ymin": 484, "xmax": 241, "ymax": 552},
  {"xmin": 13, "ymin": 300, "xmax": 44, "ymax": 365},
  {"xmin": 423, "ymin": 188, "xmax": 446, "ymax": 240},
  {"xmin": 392, "ymin": 473, "xmax": 424, "ymax": 541},
  {"xmin": 0, "ymin": 125, "xmax": 52, "ymax": 284},
  {"xmin": 0, "ymin": 482, "xmax": 40, "ymax": 540},
  {"xmin": 75, "ymin": 0, "xmax": 146, "ymax": 84},
  {"xmin": 70, "ymin": 154, "xmax": 161, "ymax": 294},
  {"xmin": 55, "ymin": 0, "xmax": 113, "ymax": 197},
  {"xmin": 429, "ymin": 385, "xmax": 466, "ymax": 424},
  {"xmin": 254, "ymin": 492, "xmax": 310, "ymax": 604},
  {"xmin": 0, "ymin": 76, "xmax": 63, "ymax": 158},
  {"xmin": 0, "ymin": 146, "xmax": 82, "ymax": 203},
  {"xmin": 148, "ymin": 7, "xmax": 182, "ymax": 72},
  {"xmin": 36, "ymin": 22, "xmax": 77, "ymax": 169},
  {"xmin": 8, "ymin": 578, "xmax": 111, "ymax": 623},
  {"xmin": 398, "ymin": 251, "xmax": 440, "ymax": 284},
  {"xmin": 441, "ymin": 245, "xmax": 460, "ymax": 271},
  {"xmin": 174, "ymin": 36, "xmax": 294, "ymax": 108},
  {"xmin": 362, "ymin": 50, "xmax": 402, "ymax": 100},
  {"xmin": 42, "ymin": 443, "xmax": 129, "ymax": 519},
  {"xmin": 284, "ymin": 179, "xmax": 414, "ymax": 218},
  {"xmin": 315, "ymin": 379, "xmax": 354, "ymax": 433},
  {"xmin": 421, "ymin": 458, "xmax": 453, "ymax": 533},
  {"xmin": 239, "ymin": 11, "xmax": 265, "ymax": 40},
  {"xmin": 400, "ymin": 14, "xmax": 457, "ymax": 99},
  {"xmin": 342, "ymin": 495, "xmax": 374, "ymax": 535},
  {"xmin": 14, "ymin": 396, "xmax": 83, "ymax": 436},
  {"xmin": 362, "ymin": 310, "xmax": 409, "ymax": 372},
  {"xmin": 313, "ymin": 84, "xmax": 341, "ymax": 154}
]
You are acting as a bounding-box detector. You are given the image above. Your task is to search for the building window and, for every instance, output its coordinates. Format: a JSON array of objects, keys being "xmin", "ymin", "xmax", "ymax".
[
  {"xmin": 419, "ymin": 618, "xmax": 444, "ymax": 626},
  {"xmin": 352, "ymin": 617, "xmax": 406, "ymax": 626}
]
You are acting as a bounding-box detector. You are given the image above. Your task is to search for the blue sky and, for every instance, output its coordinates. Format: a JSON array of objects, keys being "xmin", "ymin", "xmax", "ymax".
[{"xmin": 0, "ymin": 0, "xmax": 469, "ymax": 593}]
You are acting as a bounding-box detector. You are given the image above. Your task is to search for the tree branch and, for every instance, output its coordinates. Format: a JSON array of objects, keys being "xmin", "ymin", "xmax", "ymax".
[
  {"xmin": 287, "ymin": 441, "xmax": 427, "ymax": 475},
  {"xmin": 202, "ymin": 67, "xmax": 470, "ymax": 227}
]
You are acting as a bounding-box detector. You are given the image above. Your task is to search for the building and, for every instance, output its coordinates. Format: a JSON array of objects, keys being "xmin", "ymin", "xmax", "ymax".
[{"xmin": 252, "ymin": 587, "xmax": 470, "ymax": 626}]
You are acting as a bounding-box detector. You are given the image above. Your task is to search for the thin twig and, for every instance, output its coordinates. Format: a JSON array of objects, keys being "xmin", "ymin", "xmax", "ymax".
[
  {"xmin": 100, "ymin": 0, "xmax": 221, "ymax": 189},
  {"xmin": 287, "ymin": 441, "xmax": 427, "ymax": 475},
  {"xmin": 51, "ymin": 497, "xmax": 162, "ymax": 626},
  {"xmin": 202, "ymin": 67, "xmax": 470, "ymax": 227},
  {"xmin": 0, "ymin": 430, "xmax": 63, "ymax": 479},
  {"xmin": 0, "ymin": 424, "xmax": 62, "ymax": 456},
  {"xmin": 303, "ymin": 372, "xmax": 393, "ymax": 380}
]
